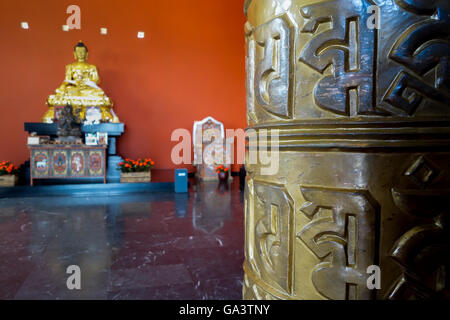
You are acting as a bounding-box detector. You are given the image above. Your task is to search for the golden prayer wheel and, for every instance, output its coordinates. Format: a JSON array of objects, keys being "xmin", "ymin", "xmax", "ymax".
[{"xmin": 243, "ymin": 0, "xmax": 450, "ymax": 300}]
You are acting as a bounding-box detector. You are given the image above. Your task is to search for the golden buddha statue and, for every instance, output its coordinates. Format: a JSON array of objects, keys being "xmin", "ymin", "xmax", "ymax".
[{"xmin": 42, "ymin": 41, "xmax": 119, "ymax": 123}]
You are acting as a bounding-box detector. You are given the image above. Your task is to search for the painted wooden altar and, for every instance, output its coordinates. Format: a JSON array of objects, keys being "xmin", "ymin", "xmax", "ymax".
[{"xmin": 29, "ymin": 144, "xmax": 107, "ymax": 186}]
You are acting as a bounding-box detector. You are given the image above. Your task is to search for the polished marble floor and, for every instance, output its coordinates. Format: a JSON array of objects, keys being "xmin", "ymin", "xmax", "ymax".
[{"xmin": 0, "ymin": 178, "xmax": 244, "ymax": 300}]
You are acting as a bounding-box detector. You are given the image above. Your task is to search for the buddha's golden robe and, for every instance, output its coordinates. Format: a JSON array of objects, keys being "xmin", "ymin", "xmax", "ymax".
[{"xmin": 42, "ymin": 62, "xmax": 119, "ymax": 123}]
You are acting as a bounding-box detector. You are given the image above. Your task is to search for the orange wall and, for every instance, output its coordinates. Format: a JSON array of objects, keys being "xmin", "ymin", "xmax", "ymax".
[{"xmin": 0, "ymin": 0, "xmax": 246, "ymax": 171}]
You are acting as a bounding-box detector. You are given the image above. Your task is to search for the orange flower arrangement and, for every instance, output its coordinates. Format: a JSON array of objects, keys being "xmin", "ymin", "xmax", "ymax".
[
  {"xmin": 215, "ymin": 165, "xmax": 229, "ymax": 174},
  {"xmin": 118, "ymin": 158, "xmax": 155, "ymax": 173},
  {"xmin": 0, "ymin": 161, "xmax": 20, "ymax": 176}
]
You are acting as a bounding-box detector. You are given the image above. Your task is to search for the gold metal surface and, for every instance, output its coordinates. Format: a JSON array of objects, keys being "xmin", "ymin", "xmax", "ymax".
[
  {"xmin": 42, "ymin": 41, "xmax": 119, "ymax": 123},
  {"xmin": 243, "ymin": 0, "xmax": 450, "ymax": 300}
]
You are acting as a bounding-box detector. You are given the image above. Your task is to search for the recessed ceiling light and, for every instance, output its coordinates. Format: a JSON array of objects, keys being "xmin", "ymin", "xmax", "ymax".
[
  {"xmin": 137, "ymin": 31, "xmax": 145, "ymax": 39},
  {"xmin": 62, "ymin": 25, "xmax": 69, "ymax": 32},
  {"xmin": 100, "ymin": 28, "xmax": 108, "ymax": 35},
  {"xmin": 21, "ymin": 22, "xmax": 29, "ymax": 29}
]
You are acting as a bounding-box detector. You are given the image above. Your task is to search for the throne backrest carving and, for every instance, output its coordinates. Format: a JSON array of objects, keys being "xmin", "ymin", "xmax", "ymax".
[{"xmin": 193, "ymin": 116, "xmax": 225, "ymax": 166}]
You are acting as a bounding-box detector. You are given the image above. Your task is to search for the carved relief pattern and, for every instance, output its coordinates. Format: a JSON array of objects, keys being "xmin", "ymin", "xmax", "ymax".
[
  {"xmin": 245, "ymin": 21, "xmax": 257, "ymax": 125},
  {"xmin": 244, "ymin": 0, "xmax": 450, "ymax": 301},
  {"xmin": 299, "ymin": 0, "xmax": 382, "ymax": 116},
  {"xmin": 387, "ymin": 156, "xmax": 449, "ymax": 299},
  {"xmin": 298, "ymin": 187, "xmax": 379, "ymax": 300},
  {"xmin": 247, "ymin": 180, "xmax": 294, "ymax": 295},
  {"xmin": 246, "ymin": 14, "xmax": 295, "ymax": 120},
  {"xmin": 246, "ymin": 0, "xmax": 449, "ymax": 122},
  {"xmin": 243, "ymin": 274, "xmax": 278, "ymax": 300},
  {"xmin": 383, "ymin": 0, "xmax": 450, "ymax": 115}
]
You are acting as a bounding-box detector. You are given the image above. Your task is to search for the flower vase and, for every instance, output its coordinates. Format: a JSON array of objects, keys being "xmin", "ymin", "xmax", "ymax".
[
  {"xmin": 218, "ymin": 171, "xmax": 229, "ymax": 182},
  {"xmin": 0, "ymin": 175, "xmax": 18, "ymax": 187},
  {"xmin": 120, "ymin": 171, "xmax": 151, "ymax": 183}
]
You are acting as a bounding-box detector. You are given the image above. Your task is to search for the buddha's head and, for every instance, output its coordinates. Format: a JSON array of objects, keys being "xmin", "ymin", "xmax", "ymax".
[{"xmin": 73, "ymin": 41, "xmax": 88, "ymax": 62}]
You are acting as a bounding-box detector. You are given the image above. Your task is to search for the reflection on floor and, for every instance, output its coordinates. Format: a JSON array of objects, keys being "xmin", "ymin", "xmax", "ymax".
[{"xmin": 0, "ymin": 178, "xmax": 244, "ymax": 300}]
